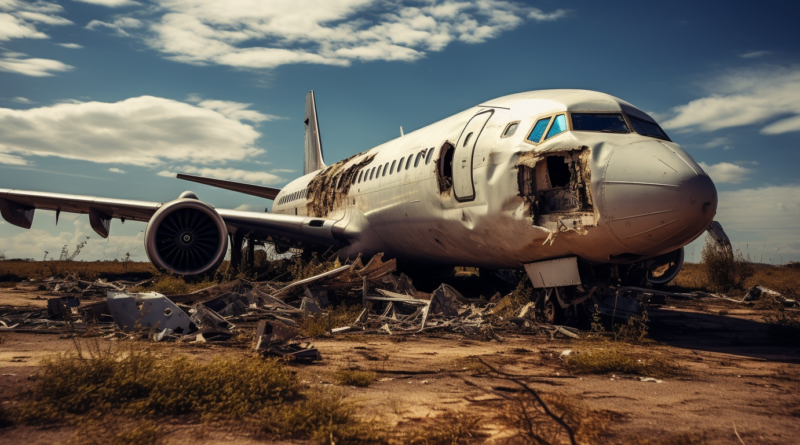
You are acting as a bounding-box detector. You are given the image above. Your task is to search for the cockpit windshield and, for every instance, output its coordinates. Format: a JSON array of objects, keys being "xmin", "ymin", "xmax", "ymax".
[
  {"xmin": 627, "ymin": 115, "xmax": 671, "ymax": 141},
  {"xmin": 571, "ymin": 113, "xmax": 629, "ymax": 134}
]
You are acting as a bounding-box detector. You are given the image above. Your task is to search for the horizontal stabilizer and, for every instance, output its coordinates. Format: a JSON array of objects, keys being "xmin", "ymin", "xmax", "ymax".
[{"xmin": 176, "ymin": 174, "xmax": 281, "ymax": 200}]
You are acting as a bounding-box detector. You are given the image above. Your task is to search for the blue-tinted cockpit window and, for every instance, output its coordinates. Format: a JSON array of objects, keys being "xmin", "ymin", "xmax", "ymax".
[
  {"xmin": 528, "ymin": 117, "xmax": 551, "ymax": 143},
  {"xmin": 628, "ymin": 115, "xmax": 671, "ymax": 141},
  {"xmin": 545, "ymin": 114, "xmax": 567, "ymax": 140}
]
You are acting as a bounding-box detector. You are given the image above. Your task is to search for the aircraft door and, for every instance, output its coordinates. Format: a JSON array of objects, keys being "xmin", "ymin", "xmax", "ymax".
[{"xmin": 453, "ymin": 110, "xmax": 493, "ymax": 201}]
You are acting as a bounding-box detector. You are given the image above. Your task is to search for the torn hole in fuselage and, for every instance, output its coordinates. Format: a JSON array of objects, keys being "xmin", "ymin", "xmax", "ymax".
[
  {"xmin": 517, "ymin": 146, "xmax": 596, "ymax": 233},
  {"xmin": 435, "ymin": 141, "xmax": 456, "ymax": 194}
]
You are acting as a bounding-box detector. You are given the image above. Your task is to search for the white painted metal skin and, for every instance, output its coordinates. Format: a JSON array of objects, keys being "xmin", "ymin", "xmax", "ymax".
[
  {"xmin": 0, "ymin": 89, "xmax": 717, "ymax": 275},
  {"xmin": 271, "ymin": 89, "xmax": 717, "ymax": 269}
]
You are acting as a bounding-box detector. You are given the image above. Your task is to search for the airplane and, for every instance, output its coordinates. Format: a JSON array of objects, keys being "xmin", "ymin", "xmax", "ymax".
[{"xmin": 0, "ymin": 89, "xmax": 727, "ymax": 322}]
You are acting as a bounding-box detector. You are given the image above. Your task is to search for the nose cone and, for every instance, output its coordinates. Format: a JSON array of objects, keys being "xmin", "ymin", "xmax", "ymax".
[{"xmin": 601, "ymin": 141, "xmax": 717, "ymax": 255}]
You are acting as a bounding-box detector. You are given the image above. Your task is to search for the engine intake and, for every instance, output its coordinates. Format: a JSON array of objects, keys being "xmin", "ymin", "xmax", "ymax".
[{"xmin": 144, "ymin": 199, "xmax": 228, "ymax": 277}]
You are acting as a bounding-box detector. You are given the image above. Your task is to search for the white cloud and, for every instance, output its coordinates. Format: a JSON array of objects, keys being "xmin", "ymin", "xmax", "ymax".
[
  {"xmin": 196, "ymin": 100, "xmax": 282, "ymax": 122},
  {"xmin": 740, "ymin": 50, "xmax": 770, "ymax": 59},
  {"xmin": 57, "ymin": 43, "xmax": 83, "ymax": 49},
  {"xmin": 73, "ymin": 0, "xmax": 141, "ymax": 7},
  {"xmin": 697, "ymin": 136, "xmax": 731, "ymax": 149},
  {"xmin": 86, "ymin": 17, "xmax": 143, "ymax": 36},
  {"xmin": 90, "ymin": 0, "xmax": 567, "ymax": 70},
  {"xmin": 0, "ymin": 152, "xmax": 28, "ymax": 165},
  {"xmin": 0, "ymin": 96, "xmax": 265, "ymax": 166},
  {"xmin": 11, "ymin": 96, "xmax": 32, "ymax": 103},
  {"xmin": 698, "ymin": 162, "xmax": 751, "ymax": 184},
  {"xmin": 662, "ymin": 66, "xmax": 800, "ymax": 134},
  {"xmin": 0, "ymin": 1, "xmax": 71, "ymax": 41},
  {"xmin": 108, "ymin": 167, "xmax": 126, "ymax": 174},
  {"xmin": 0, "ymin": 56, "xmax": 73, "ymax": 76},
  {"xmin": 158, "ymin": 166, "xmax": 282, "ymax": 185}
]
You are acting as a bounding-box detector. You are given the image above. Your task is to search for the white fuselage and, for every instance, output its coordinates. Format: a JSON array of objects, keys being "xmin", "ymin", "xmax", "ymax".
[{"xmin": 271, "ymin": 90, "xmax": 717, "ymax": 269}]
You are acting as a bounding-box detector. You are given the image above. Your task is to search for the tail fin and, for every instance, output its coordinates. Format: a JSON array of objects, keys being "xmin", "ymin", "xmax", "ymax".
[{"xmin": 304, "ymin": 91, "xmax": 326, "ymax": 174}]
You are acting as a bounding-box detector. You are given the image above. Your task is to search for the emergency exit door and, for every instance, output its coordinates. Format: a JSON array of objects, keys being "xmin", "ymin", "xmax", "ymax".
[{"xmin": 453, "ymin": 110, "xmax": 493, "ymax": 202}]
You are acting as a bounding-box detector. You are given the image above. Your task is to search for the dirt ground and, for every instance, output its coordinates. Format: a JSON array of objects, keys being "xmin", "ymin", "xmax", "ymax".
[{"xmin": 0, "ymin": 287, "xmax": 798, "ymax": 445}]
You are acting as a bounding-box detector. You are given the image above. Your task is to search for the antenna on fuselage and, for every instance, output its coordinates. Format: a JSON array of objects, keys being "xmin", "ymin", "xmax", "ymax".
[{"xmin": 400, "ymin": 126, "xmax": 404, "ymax": 137}]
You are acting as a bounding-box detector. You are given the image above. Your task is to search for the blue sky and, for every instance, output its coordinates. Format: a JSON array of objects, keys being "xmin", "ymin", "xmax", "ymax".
[{"xmin": 0, "ymin": 0, "xmax": 798, "ymax": 264}]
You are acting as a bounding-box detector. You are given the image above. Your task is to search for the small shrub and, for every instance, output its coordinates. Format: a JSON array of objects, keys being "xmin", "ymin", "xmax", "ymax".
[
  {"xmin": 614, "ymin": 309, "xmax": 651, "ymax": 343},
  {"xmin": 786, "ymin": 261, "xmax": 800, "ymax": 269},
  {"xmin": 701, "ymin": 236, "xmax": 754, "ymax": 292},
  {"xmin": 334, "ymin": 369, "xmax": 376, "ymax": 387}
]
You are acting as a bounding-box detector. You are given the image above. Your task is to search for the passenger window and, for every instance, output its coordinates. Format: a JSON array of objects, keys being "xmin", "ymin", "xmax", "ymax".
[
  {"xmin": 358, "ymin": 171, "xmax": 363, "ymax": 183},
  {"xmin": 528, "ymin": 117, "xmax": 551, "ymax": 143},
  {"xmin": 390, "ymin": 160, "xmax": 396, "ymax": 174},
  {"xmin": 377, "ymin": 165, "xmax": 382, "ymax": 177},
  {"xmin": 369, "ymin": 167, "xmax": 375, "ymax": 180},
  {"xmin": 463, "ymin": 132, "xmax": 473, "ymax": 147},
  {"xmin": 382, "ymin": 162, "xmax": 389, "ymax": 176},
  {"xmin": 545, "ymin": 114, "xmax": 567, "ymax": 139},
  {"xmin": 399, "ymin": 157, "xmax": 405, "ymax": 170},
  {"xmin": 425, "ymin": 147, "xmax": 435, "ymax": 164},
  {"xmin": 502, "ymin": 122, "xmax": 519, "ymax": 137},
  {"xmin": 414, "ymin": 152, "xmax": 423, "ymax": 167},
  {"xmin": 405, "ymin": 156, "xmax": 412, "ymax": 170}
]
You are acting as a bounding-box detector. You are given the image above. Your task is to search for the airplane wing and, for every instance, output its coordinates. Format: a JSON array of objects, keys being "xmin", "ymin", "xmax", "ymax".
[{"xmin": 0, "ymin": 188, "xmax": 341, "ymax": 246}]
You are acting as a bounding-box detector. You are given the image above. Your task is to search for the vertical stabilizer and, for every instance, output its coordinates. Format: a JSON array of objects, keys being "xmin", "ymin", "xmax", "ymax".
[{"xmin": 304, "ymin": 91, "xmax": 326, "ymax": 174}]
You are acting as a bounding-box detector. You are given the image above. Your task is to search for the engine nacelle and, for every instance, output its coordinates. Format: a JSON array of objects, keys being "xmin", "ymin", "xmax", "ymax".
[{"xmin": 144, "ymin": 199, "xmax": 228, "ymax": 277}]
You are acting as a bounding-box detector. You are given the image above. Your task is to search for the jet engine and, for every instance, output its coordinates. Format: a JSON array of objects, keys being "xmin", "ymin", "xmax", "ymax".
[{"xmin": 144, "ymin": 198, "xmax": 228, "ymax": 277}]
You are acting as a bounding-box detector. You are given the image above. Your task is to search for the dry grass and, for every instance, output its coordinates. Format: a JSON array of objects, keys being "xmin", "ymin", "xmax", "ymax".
[
  {"xmin": 0, "ymin": 259, "xmax": 156, "ymax": 281},
  {"xmin": 701, "ymin": 237, "xmax": 754, "ymax": 293},
  {"xmin": 334, "ymin": 369, "xmax": 377, "ymax": 387},
  {"xmin": 10, "ymin": 339, "xmax": 386, "ymax": 444},
  {"xmin": 300, "ymin": 303, "xmax": 364, "ymax": 337},
  {"xmin": 403, "ymin": 411, "xmax": 485, "ymax": 445},
  {"xmin": 563, "ymin": 343, "xmax": 679, "ymax": 377}
]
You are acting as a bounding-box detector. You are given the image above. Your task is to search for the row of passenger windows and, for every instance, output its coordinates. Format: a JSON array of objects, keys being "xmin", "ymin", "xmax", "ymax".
[
  {"xmin": 355, "ymin": 147, "xmax": 436, "ymax": 184},
  {"xmin": 278, "ymin": 188, "xmax": 307, "ymax": 205}
]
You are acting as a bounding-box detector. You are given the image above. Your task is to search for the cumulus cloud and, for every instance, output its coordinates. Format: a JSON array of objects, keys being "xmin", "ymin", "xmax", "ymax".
[
  {"xmin": 697, "ymin": 136, "xmax": 732, "ymax": 149},
  {"xmin": 0, "ymin": 56, "xmax": 73, "ymax": 76},
  {"xmin": 11, "ymin": 96, "xmax": 32, "ymax": 103},
  {"xmin": 662, "ymin": 66, "xmax": 800, "ymax": 135},
  {"xmin": 57, "ymin": 43, "xmax": 83, "ymax": 49},
  {"xmin": 73, "ymin": 0, "xmax": 141, "ymax": 7},
  {"xmin": 158, "ymin": 166, "xmax": 282, "ymax": 185},
  {"xmin": 0, "ymin": 96, "xmax": 265, "ymax": 166},
  {"xmin": 108, "ymin": 167, "xmax": 126, "ymax": 174},
  {"xmin": 698, "ymin": 162, "xmax": 752, "ymax": 184},
  {"xmin": 89, "ymin": 0, "xmax": 567, "ymax": 69}
]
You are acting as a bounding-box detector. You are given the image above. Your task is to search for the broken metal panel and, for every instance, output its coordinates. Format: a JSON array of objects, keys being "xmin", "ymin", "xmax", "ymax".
[
  {"xmin": 306, "ymin": 153, "xmax": 375, "ymax": 218},
  {"xmin": 106, "ymin": 291, "xmax": 192, "ymax": 334},
  {"xmin": 524, "ymin": 257, "xmax": 582, "ymax": 288}
]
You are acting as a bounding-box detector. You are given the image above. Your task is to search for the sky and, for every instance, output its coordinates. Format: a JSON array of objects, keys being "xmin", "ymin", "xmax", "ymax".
[{"xmin": 0, "ymin": 0, "xmax": 799, "ymax": 264}]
